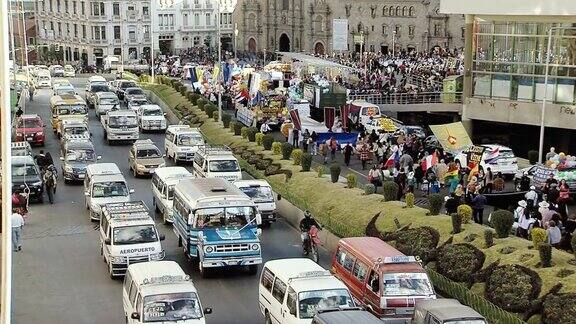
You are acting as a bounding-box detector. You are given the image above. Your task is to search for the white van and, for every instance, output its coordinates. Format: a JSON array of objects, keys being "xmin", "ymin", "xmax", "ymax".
[
  {"xmin": 192, "ymin": 146, "xmax": 242, "ymax": 182},
  {"xmin": 99, "ymin": 201, "xmax": 165, "ymax": 278},
  {"xmin": 259, "ymin": 258, "xmax": 356, "ymax": 324},
  {"xmin": 233, "ymin": 180, "xmax": 277, "ymax": 226},
  {"xmin": 84, "ymin": 163, "xmax": 134, "ymax": 220},
  {"xmin": 123, "ymin": 261, "xmax": 212, "ymax": 323},
  {"xmin": 455, "ymin": 144, "xmax": 519, "ymax": 177},
  {"xmin": 137, "ymin": 104, "xmax": 167, "ymax": 131},
  {"xmin": 349, "ymin": 100, "xmax": 382, "ymax": 126},
  {"xmin": 35, "ymin": 71, "xmax": 52, "ymax": 88},
  {"xmin": 165, "ymin": 125, "xmax": 205, "ymax": 163},
  {"xmin": 151, "ymin": 166, "xmax": 194, "ymax": 224}
]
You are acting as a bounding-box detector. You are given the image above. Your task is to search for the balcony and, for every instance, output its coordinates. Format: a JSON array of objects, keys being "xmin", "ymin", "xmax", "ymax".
[
  {"xmin": 127, "ymin": 37, "xmax": 138, "ymax": 44},
  {"xmin": 126, "ymin": 11, "xmax": 138, "ymax": 20},
  {"xmin": 91, "ymin": 39, "xmax": 108, "ymax": 45},
  {"xmin": 112, "ymin": 14, "xmax": 121, "ymax": 21},
  {"xmin": 159, "ymin": 25, "xmax": 175, "ymax": 31},
  {"xmin": 89, "ymin": 15, "xmax": 107, "ymax": 21}
]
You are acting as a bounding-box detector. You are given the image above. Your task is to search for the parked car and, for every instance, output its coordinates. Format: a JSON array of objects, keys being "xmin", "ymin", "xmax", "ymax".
[
  {"xmin": 11, "ymin": 155, "xmax": 44, "ymax": 202},
  {"xmin": 412, "ymin": 299, "xmax": 486, "ymax": 324},
  {"xmin": 11, "ymin": 141, "xmax": 33, "ymax": 157},
  {"xmin": 13, "ymin": 114, "xmax": 46, "ymax": 146}
]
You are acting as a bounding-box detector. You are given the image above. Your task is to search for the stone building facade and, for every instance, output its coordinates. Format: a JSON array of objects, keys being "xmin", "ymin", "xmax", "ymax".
[{"xmin": 234, "ymin": 0, "xmax": 465, "ymax": 54}]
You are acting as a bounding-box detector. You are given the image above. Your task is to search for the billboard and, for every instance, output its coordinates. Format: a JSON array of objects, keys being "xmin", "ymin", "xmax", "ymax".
[
  {"xmin": 429, "ymin": 122, "xmax": 473, "ymax": 153},
  {"xmin": 332, "ymin": 19, "xmax": 348, "ymax": 51}
]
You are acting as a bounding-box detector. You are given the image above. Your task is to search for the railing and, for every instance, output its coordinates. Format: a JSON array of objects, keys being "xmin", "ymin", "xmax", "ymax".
[
  {"xmin": 406, "ymin": 74, "xmax": 443, "ymax": 89},
  {"xmin": 88, "ymin": 14, "xmax": 107, "ymax": 21},
  {"xmin": 426, "ymin": 268, "xmax": 526, "ymax": 324},
  {"xmin": 348, "ymin": 91, "xmax": 463, "ymax": 105}
]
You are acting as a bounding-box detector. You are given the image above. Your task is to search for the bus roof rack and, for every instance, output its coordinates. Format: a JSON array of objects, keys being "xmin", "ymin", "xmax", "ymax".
[
  {"xmin": 197, "ymin": 145, "xmax": 232, "ymax": 156},
  {"xmin": 102, "ymin": 201, "xmax": 150, "ymax": 221}
]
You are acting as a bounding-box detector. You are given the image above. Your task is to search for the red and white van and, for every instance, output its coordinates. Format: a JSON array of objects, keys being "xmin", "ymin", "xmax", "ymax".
[{"xmin": 331, "ymin": 237, "xmax": 436, "ymax": 323}]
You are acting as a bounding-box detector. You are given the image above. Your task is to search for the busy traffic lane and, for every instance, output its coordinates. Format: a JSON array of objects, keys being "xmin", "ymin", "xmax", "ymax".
[{"xmin": 12, "ymin": 76, "xmax": 331, "ymax": 324}]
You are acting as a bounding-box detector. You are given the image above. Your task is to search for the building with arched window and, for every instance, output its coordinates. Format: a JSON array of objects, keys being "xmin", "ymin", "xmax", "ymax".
[{"xmin": 234, "ymin": 0, "xmax": 465, "ymax": 54}]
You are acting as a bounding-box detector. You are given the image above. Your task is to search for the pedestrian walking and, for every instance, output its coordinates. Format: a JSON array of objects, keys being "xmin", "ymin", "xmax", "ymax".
[
  {"xmin": 471, "ymin": 190, "xmax": 487, "ymax": 225},
  {"xmin": 343, "ymin": 143, "xmax": 353, "ymax": 166},
  {"xmin": 43, "ymin": 166, "xmax": 57, "ymax": 204},
  {"xmin": 302, "ymin": 129, "xmax": 310, "ymax": 152},
  {"xmin": 292, "ymin": 128, "xmax": 300, "ymax": 147},
  {"xmin": 12, "ymin": 210, "xmax": 25, "ymax": 252},
  {"xmin": 546, "ymin": 220, "xmax": 562, "ymax": 248},
  {"xmin": 444, "ymin": 194, "xmax": 459, "ymax": 215},
  {"xmin": 310, "ymin": 131, "xmax": 318, "ymax": 155},
  {"xmin": 319, "ymin": 142, "xmax": 329, "ymax": 164},
  {"xmin": 328, "ymin": 137, "xmax": 338, "ymax": 161},
  {"xmin": 359, "ymin": 144, "xmax": 371, "ymax": 170},
  {"xmin": 525, "ymin": 185, "xmax": 539, "ymax": 208}
]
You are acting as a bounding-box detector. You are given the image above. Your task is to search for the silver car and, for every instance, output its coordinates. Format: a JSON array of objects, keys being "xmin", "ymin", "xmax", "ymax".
[
  {"xmin": 128, "ymin": 139, "xmax": 166, "ymax": 177},
  {"xmin": 123, "ymin": 87, "xmax": 146, "ymax": 104}
]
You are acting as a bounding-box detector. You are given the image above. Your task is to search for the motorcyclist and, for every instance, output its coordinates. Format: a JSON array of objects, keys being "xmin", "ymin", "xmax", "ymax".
[{"xmin": 299, "ymin": 211, "xmax": 321, "ymax": 254}]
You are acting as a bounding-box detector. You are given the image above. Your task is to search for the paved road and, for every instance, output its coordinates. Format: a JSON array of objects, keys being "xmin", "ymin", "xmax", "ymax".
[{"xmin": 12, "ymin": 76, "xmax": 330, "ymax": 324}]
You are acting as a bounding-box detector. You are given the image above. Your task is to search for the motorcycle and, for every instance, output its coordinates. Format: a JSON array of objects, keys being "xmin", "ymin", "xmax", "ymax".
[{"xmin": 301, "ymin": 225, "xmax": 321, "ymax": 263}]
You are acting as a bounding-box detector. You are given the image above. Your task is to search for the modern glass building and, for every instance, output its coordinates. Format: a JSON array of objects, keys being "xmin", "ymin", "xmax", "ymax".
[{"xmin": 441, "ymin": 0, "xmax": 576, "ymax": 156}]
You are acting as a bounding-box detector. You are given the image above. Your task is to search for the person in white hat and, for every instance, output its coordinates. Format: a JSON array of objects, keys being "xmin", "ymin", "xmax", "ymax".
[
  {"xmin": 514, "ymin": 200, "xmax": 527, "ymax": 221},
  {"xmin": 525, "ymin": 186, "xmax": 538, "ymax": 208}
]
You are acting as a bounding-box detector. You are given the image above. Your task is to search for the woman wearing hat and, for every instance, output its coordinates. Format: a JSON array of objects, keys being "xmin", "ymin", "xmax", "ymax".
[{"xmin": 515, "ymin": 200, "xmax": 529, "ymax": 238}]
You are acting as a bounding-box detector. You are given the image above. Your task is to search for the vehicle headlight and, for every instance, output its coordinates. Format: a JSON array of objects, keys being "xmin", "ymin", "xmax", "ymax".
[
  {"xmin": 150, "ymin": 251, "xmax": 164, "ymax": 260},
  {"xmin": 204, "ymin": 246, "xmax": 214, "ymax": 254},
  {"xmin": 136, "ymin": 164, "xmax": 146, "ymax": 170},
  {"xmin": 251, "ymin": 243, "xmax": 260, "ymax": 251},
  {"xmin": 16, "ymin": 132, "xmax": 22, "ymax": 137},
  {"xmin": 90, "ymin": 203, "xmax": 101, "ymax": 213},
  {"xmin": 36, "ymin": 132, "xmax": 44, "ymax": 136},
  {"xmin": 111, "ymin": 256, "xmax": 127, "ymax": 263}
]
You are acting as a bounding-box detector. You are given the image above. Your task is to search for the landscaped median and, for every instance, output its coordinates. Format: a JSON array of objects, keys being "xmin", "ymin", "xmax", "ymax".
[{"xmin": 143, "ymin": 75, "xmax": 576, "ymax": 324}]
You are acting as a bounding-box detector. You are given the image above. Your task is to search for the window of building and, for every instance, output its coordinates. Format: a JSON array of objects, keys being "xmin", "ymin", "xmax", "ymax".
[
  {"xmin": 282, "ymin": 0, "xmax": 289, "ymax": 10},
  {"xmin": 409, "ymin": 6, "xmax": 415, "ymax": 17},
  {"xmin": 434, "ymin": 23, "xmax": 442, "ymax": 37},
  {"xmin": 183, "ymin": 13, "xmax": 188, "ymax": 26},
  {"xmin": 169, "ymin": 14, "xmax": 174, "ymax": 26},
  {"xmin": 382, "ymin": 6, "xmax": 387, "ymax": 16},
  {"xmin": 57, "ymin": 0, "xmax": 61, "ymax": 12},
  {"xmin": 50, "ymin": 22, "xmax": 54, "ymax": 32},
  {"xmin": 402, "ymin": 6, "xmax": 407, "ymax": 16},
  {"xmin": 371, "ymin": 25, "xmax": 374, "ymax": 32},
  {"xmin": 395, "ymin": 6, "xmax": 401, "ymax": 16},
  {"xmin": 194, "ymin": 13, "xmax": 200, "ymax": 26},
  {"xmin": 114, "ymin": 26, "xmax": 120, "ymax": 39},
  {"xmin": 72, "ymin": 1, "xmax": 76, "ymax": 13},
  {"xmin": 65, "ymin": 0, "xmax": 69, "ymax": 12},
  {"xmin": 101, "ymin": 26, "xmax": 106, "ymax": 39},
  {"xmin": 80, "ymin": 1, "xmax": 85, "ymax": 15},
  {"xmin": 112, "ymin": 3, "xmax": 120, "ymax": 16},
  {"xmin": 395, "ymin": 25, "xmax": 401, "ymax": 36},
  {"xmin": 74, "ymin": 24, "xmax": 78, "ymax": 37},
  {"xmin": 205, "ymin": 13, "xmax": 211, "ymax": 25},
  {"xmin": 82, "ymin": 24, "xmax": 86, "ymax": 38},
  {"xmin": 193, "ymin": 36, "xmax": 200, "ymax": 46},
  {"xmin": 461, "ymin": 27, "xmax": 465, "ymax": 38},
  {"xmin": 143, "ymin": 6, "xmax": 149, "ymax": 16},
  {"xmin": 91, "ymin": 2, "xmax": 104, "ymax": 16},
  {"xmin": 409, "ymin": 25, "xmax": 415, "ymax": 37},
  {"xmin": 128, "ymin": 5, "xmax": 135, "ymax": 11},
  {"xmin": 128, "ymin": 25, "xmax": 136, "ymax": 42},
  {"xmin": 382, "ymin": 24, "xmax": 388, "ymax": 36},
  {"xmin": 113, "ymin": 48, "xmax": 121, "ymax": 55},
  {"xmin": 93, "ymin": 26, "xmax": 100, "ymax": 39},
  {"xmin": 58, "ymin": 22, "xmax": 62, "ymax": 35},
  {"xmin": 66, "ymin": 23, "xmax": 70, "ymax": 35}
]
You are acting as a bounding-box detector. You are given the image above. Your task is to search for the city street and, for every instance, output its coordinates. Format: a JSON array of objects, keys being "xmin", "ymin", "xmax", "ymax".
[{"xmin": 11, "ymin": 76, "xmax": 331, "ymax": 324}]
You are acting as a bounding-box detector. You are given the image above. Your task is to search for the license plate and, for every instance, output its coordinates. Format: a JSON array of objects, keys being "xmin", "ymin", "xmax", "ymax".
[{"xmin": 26, "ymin": 137, "xmax": 33, "ymax": 141}]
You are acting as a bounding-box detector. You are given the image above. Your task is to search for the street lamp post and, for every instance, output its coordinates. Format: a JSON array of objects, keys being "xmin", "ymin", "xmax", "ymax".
[
  {"xmin": 392, "ymin": 30, "xmax": 397, "ymax": 57},
  {"xmin": 538, "ymin": 26, "xmax": 576, "ymax": 163},
  {"xmin": 217, "ymin": 0, "xmax": 222, "ymax": 122},
  {"xmin": 234, "ymin": 23, "xmax": 238, "ymax": 60}
]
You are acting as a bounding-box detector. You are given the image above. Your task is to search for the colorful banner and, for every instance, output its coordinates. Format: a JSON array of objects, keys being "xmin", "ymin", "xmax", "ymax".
[
  {"xmin": 531, "ymin": 165, "xmax": 556, "ymax": 188},
  {"xmin": 212, "ymin": 63, "xmax": 220, "ymax": 85},
  {"xmin": 378, "ymin": 117, "xmax": 398, "ymax": 132},
  {"xmin": 324, "ymin": 107, "xmax": 335, "ymax": 130},
  {"xmin": 467, "ymin": 145, "xmax": 486, "ymax": 165},
  {"xmin": 289, "ymin": 109, "xmax": 302, "ymax": 131},
  {"xmin": 429, "ymin": 122, "xmax": 473, "ymax": 153},
  {"xmin": 340, "ymin": 105, "xmax": 349, "ymax": 130},
  {"xmin": 315, "ymin": 132, "xmax": 357, "ymax": 146}
]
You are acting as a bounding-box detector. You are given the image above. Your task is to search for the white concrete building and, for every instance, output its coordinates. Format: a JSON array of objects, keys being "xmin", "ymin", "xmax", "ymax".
[
  {"xmin": 35, "ymin": 0, "xmax": 153, "ymax": 66},
  {"xmin": 152, "ymin": 0, "xmax": 235, "ymax": 54}
]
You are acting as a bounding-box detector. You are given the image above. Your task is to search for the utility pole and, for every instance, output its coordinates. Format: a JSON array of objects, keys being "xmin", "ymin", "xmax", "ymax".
[{"xmin": 217, "ymin": 0, "xmax": 222, "ymax": 122}]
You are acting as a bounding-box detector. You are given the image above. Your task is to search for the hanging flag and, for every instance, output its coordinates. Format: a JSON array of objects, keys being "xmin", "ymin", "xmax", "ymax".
[
  {"xmin": 324, "ymin": 107, "xmax": 335, "ymax": 130},
  {"xmin": 340, "ymin": 105, "xmax": 350, "ymax": 130},
  {"xmin": 484, "ymin": 147, "xmax": 500, "ymax": 165},
  {"xmin": 385, "ymin": 148, "xmax": 401, "ymax": 168},
  {"xmin": 195, "ymin": 67, "xmax": 204, "ymax": 83},
  {"xmin": 422, "ymin": 152, "xmax": 439, "ymax": 171},
  {"xmin": 289, "ymin": 109, "xmax": 302, "ymax": 130}
]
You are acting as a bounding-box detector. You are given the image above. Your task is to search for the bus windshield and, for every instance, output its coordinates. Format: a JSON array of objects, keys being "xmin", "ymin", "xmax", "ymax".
[
  {"xmin": 195, "ymin": 206, "xmax": 255, "ymax": 228},
  {"xmin": 382, "ymin": 273, "xmax": 434, "ymax": 297},
  {"xmin": 109, "ymin": 116, "xmax": 137, "ymax": 128},
  {"xmin": 113, "ymin": 225, "xmax": 158, "ymax": 245}
]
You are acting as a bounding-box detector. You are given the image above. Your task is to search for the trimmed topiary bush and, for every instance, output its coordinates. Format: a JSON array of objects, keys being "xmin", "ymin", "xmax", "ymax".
[
  {"xmin": 485, "ymin": 264, "xmax": 542, "ymax": 312},
  {"xmin": 364, "ymin": 184, "xmax": 376, "ymax": 195},
  {"xmin": 539, "ymin": 243, "xmax": 552, "ymax": 267},
  {"xmin": 531, "ymin": 227, "xmax": 547, "ymax": 248},
  {"xmin": 528, "ymin": 150, "xmax": 539, "ymax": 165},
  {"xmin": 451, "ymin": 213, "xmax": 462, "ymax": 234},
  {"xmin": 484, "ymin": 229, "xmax": 494, "ymax": 248},
  {"xmin": 394, "ymin": 226, "xmax": 440, "ymax": 263},
  {"xmin": 212, "ymin": 111, "xmax": 219, "ymax": 121},
  {"xmin": 197, "ymin": 98, "xmax": 206, "ymax": 111},
  {"xmin": 271, "ymin": 142, "xmax": 282, "ymax": 155},
  {"xmin": 229, "ymin": 120, "xmax": 236, "ymax": 132},
  {"xmin": 427, "ymin": 193, "xmax": 443, "ymax": 215},
  {"xmin": 572, "ymin": 234, "xmax": 576, "ymax": 259},
  {"xmin": 221, "ymin": 113, "xmax": 231, "ymax": 127},
  {"xmin": 457, "ymin": 204, "xmax": 473, "ymax": 224},
  {"xmin": 204, "ymin": 104, "xmax": 216, "ymax": 118},
  {"xmin": 543, "ymin": 293, "xmax": 576, "ymax": 324},
  {"xmin": 491, "ymin": 210, "xmax": 514, "ymax": 238},
  {"xmin": 241, "ymin": 127, "xmax": 249, "ymax": 139},
  {"xmin": 281, "ymin": 142, "xmax": 294, "ymax": 160},
  {"xmin": 382, "ymin": 181, "xmax": 399, "ymax": 202},
  {"xmin": 329, "ymin": 164, "xmax": 341, "ymax": 183},
  {"xmin": 436, "ymin": 243, "xmax": 485, "ymax": 282},
  {"xmin": 346, "ymin": 173, "xmax": 357, "ymax": 188},
  {"xmin": 315, "ymin": 165, "xmax": 325, "ymax": 178},
  {"xmin": 291, "ymin": 149, "xmax": 303, "ymax": 165},
  {"xmin": 233, "ymin": 122, "xmax": 242, "ymax": 136},
  {"xmin": 247, "ymin": 127, "xmax": 258, "ymax": 142},
  {"xmin": 301, "ymin": 153, "xmax": 312, "ymax": 171},
  {"xmin": 255, "ymin": 132, "xmax": 265, "ymax": 146},
  {"xmin": 405, "ymin": 192, "xmax": 415, "ymax": 208},
  {"xmin": 262, "ymin": 134, "xmax": 274, "ymax": 150}
]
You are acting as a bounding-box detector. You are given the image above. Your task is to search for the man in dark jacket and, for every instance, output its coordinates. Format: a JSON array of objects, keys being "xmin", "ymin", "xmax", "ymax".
[
  {"xmin": 445, "ymin": 193, "xmax": 460, "ymax": 215},
  {"xmin": 343, "ymin": 143, "xmax": 353, "ymax": 166},
  {"xmin": 471, "ymin": 190, "xmax": 487, "ymax": 225}
]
